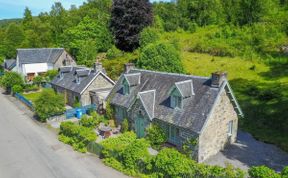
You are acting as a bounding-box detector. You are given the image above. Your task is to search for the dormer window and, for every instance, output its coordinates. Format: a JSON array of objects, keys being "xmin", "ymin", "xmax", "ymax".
[
  {"xmin": 122, "ymin": 79, "xmax": 130, "ymax": 95},
  {"xmin": 170, "ymin": 88, "xmax": 182, "ymax": 109}
]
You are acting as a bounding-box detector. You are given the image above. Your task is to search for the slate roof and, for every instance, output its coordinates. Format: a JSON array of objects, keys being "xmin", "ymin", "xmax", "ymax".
[
  {"xmin": 3, "ymin": 59, "xmax": 16, "ymax": 70},
  {"xmin": 17, "ymin": 48, "xmax": 64, "ymax": 64},
  {"xmin": 51, "ymin": 66, "xmax": 114, "ymax": 94},
  {"xmin": 175, "ymin": 80, "xmax": 194, "ymax": 98},
  {"xmin": 137, "ymin": 90, "xmax": 156, "ymax": 120},
  {"xmin": 108, "ymin": 69, "xmax": 223, "ymax": 133},
  {"xmin": 124, "ymin": 73, "xmax": 141, "ymax": 86}
]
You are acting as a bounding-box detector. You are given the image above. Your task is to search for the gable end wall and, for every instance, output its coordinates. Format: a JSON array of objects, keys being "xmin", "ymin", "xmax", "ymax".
[
  {"xmin": 198, "ymin": 90, "xmax": 238, "ymax": 162},
  {"xmin": 80, "ymin": 74, "xmax": 114, "ymax": 106}
]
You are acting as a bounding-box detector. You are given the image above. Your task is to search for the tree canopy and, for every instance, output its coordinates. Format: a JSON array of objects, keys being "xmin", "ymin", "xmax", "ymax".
[{"xmin": 110, "ymin": 0, "xmax": 153, "ymax": 51}]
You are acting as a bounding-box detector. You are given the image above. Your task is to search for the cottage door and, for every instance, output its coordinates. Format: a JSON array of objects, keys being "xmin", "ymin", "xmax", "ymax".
[{"xmin": 135, "ymin": 114, "xmax": 145, "ymax": 138}]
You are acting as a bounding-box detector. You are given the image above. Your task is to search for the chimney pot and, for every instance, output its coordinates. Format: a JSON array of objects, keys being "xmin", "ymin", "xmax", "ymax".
[
  {"xmin": 124, "ymin": 63, "xmax": 135, "ymax": 73},
  {"xmin": 211, "ymin": 71, "xmax": 227, "ymax": 87},
  {"xmin": 94, "ymin": 62, "xmax": 103, "ymax": 73}
]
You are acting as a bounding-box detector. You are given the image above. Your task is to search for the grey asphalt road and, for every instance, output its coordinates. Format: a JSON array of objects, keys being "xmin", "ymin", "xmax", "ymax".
[{"xmin": 0, "ymin": 92, "xmax": 128, "ymax": 178}]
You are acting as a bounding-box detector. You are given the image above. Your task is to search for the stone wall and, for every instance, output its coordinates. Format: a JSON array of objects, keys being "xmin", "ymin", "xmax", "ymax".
[
  {"xmin": 80, "ymin": 73, "xmax": 114, "ymax": 106},
  {"xmin": 198, "ymin": 89, "xmax": 238, "ymax": 162},
  {"xmin": 128, "ymin": 99, "xmax": 151, "ymax": 135},
  {"xmin": 54, "ymin": 50, "xmax": 76, "ymax": 69},
  {"xmin": 53, "ymin": 86, "xmax": 80, "ymax": 106}
]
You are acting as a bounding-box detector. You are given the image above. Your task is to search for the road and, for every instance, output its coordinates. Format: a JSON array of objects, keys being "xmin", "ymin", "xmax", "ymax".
[{"xmin": 0, "ymin": 92, "xmax": 128, "ymax": 178}]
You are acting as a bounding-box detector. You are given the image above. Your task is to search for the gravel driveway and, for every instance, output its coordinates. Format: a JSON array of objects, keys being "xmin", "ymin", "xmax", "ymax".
[{"xmin": 205, "ymin": 131, "xmax": 288, "ymax": 172}]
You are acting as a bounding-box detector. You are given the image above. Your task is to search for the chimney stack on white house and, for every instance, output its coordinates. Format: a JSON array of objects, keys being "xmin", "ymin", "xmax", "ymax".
[
  {"xmin": 211, "ymin": 71, "xmax": 227, "ymax": 87},
  {"xmin": 124, "ymin": 63, "xmax": 135, "ymax": 73},
  {"xmin": 94, "ymin": 62, "xmax": 103, "ymax": 73}
]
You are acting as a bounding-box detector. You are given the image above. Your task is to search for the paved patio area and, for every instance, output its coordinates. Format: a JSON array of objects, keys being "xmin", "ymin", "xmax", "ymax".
[{"xmin": 205, "ymin": 131, "xmax": 288, "ymax": 172}]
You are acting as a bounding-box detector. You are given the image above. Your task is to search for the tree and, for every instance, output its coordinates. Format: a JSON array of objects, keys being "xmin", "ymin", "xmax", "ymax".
[
  {"xmin": 3, "ymin": 23, "xmax": 25, "ymax": 58},
  {"xmin": 0, "ymin": 72, "xmax": 24, "ymax": 92},
  {"xmin": 63, "ymin": 16, "xmax": 113, "ymax": 65},
  {"xmin": 282, "ymin": 166, "xmax": 288, "ymax": 178},
  {"xmin": 49, "ymin": 2, "xmax": 67, "ymax": 44},
  {"xmin": 110, "ymin": 0, "xmax": 153, "ymax": 51},
  {"xmin": 238, "ymin": 0, "xmax": 269, "ymax": 25},
  {"xmin": 33, "ymin": 76, "xmax": 43, "ymax": 86},
  {"xmin": 34, "ymin": 89, "xmax": 65, "ymax": 122},
  {"xmin": 137, "ymin": 42, "xmax": 184, "ymax": 73},
  {"xmin": 22, "ymin": 7, "xmax": 33, "ymax": 29}
]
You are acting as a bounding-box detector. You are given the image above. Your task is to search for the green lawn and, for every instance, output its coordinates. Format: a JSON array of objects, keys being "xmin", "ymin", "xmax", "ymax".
[{"xmin": 22, "ymin": 88, "xmax": 53, "ymax": 103}]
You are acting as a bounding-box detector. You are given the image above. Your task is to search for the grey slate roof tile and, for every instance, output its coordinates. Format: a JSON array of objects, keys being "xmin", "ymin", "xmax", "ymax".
[
  {"xmin": 124, "ymin": 73, "xmax": 141, "ymax": 86},
  {"xmin": 51, "ymin": 66, "xmax": 112, "ymax": 94},
  {"xmin": 17, "ymin": 48, "xmax": 64, "ymax": 64},
  {"xmin": 3, "ymin": 59, "xmax": 16, "ymax": 70},
  {"xmin": 138, "ymin": 90, "xmax": 156, "ymax": 119},
  {"xmin": 108, "ymin": 69, "xmax": 220, "ymax": 133}
]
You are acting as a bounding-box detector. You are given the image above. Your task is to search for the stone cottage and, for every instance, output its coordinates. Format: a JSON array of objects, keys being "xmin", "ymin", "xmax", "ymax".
[
  {"xmin": 107, "ymin": 63, "xmax": 243, "ymax": 162},
  {"xmin": 51, "ymin": 63, "xmax": 115, "ymax": 110}
]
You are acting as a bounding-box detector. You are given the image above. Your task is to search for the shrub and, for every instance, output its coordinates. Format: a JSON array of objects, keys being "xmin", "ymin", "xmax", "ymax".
[
  {"xmin": 79, "ymin": 115, "xmax": 97, "ymax": 129},
  {"xmin": 137, "ymin": 42, "xmax": 184, "ymax": 74},
  {"xmin": 59, "ymin": 121, "xmax": 97, "ymax": 153},
  {"xmin": 100, "ymin": 132, "xmax": 137, "ymax": 159},
  {"xmin": 12, "ymin": 85, "xmax": 23, "ymax": 93},
  {"xmin": 34, "ymin": 89, "xmax": 65, "ymax": 122},
  {"xmin": 91, "ymin": 111, "xmax": 108, "ymax": 125},
  {"xmin": 0, "ymin": 72, "xmax": 24, "ymax": 92},
  {"xmin": 105, "ymin": 100, "xmax": 114, "ymax": 120},
  {"xmin": 145, "ymin": 124, "xmax": 167, "ymax": 149},
  {"xmin": 45, "ymin": 70, "xmax": 58, "ymax": 81},
  {"xmin": 152, "ymin": 148, "xmax": 193, "ymax": 177},
  {"xmin": 121, "ymin": 118, "xmax": 129, "ymax": 133},
  {"xmin": 248, "ymin": 166, "xmax": 280, "ymax": 178},
  {"xmin": 23, "ymin": 84, "xmax": 39, "ymax": 92},
  {"xmin": 32, "ymin": 76, "xmax": 43, "ymax": 86},
  {"xmin": 282, "ymin": 166, "xmax": 288, "ymax": 178},
  {"xmin": 121, "ymin": 138, "xmax": 150, "ymax": 170}
]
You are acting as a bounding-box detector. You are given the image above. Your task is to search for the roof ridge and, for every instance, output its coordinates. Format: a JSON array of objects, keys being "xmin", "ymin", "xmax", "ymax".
[
  {"xmin": 131, "ymin": 69, "xmax": 210, "ymax": 80},
  {"xmin": 17, "ymin": 48, "xmax": 64, "ymax": 51}
]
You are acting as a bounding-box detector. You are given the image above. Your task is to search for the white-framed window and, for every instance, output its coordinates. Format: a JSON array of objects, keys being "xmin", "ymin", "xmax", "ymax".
[
  {"xmin": 228, "ymin": 120, "xmax": 233, "ymax": 136},
  {"xmin": 122, "ymin": 80, "xmax": 130, "ymax": 95}
]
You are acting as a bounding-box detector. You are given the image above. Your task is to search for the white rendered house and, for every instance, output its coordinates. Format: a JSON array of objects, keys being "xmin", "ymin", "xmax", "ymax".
[{"xmin": 16, "ymin": 48, "xmax": 76, "ymax": 81}]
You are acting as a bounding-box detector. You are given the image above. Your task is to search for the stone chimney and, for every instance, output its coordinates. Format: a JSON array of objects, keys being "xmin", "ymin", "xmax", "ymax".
[
  {"xmin": 211, "ymin": 71, "xmax": 227, "ymax": 87},
  {"xmin": 124, "ymin": 63, "xmax": 135, "ymax": 73},
  {"xmin": 94, "ymin": 62, "xmax": 103, "ymax": 73}
]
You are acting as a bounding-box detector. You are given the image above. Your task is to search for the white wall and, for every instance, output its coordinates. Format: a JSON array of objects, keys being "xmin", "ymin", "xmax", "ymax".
[{"xmin": 22, "ymin": 63, "xmax": 53, "ymax": 75}]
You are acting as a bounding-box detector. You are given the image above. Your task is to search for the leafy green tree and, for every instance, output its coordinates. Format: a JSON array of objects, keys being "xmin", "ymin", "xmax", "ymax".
[
  {"xmin": 35, "ymin": 89, "xmax": 65, "ymax": 122},
  {"xmin": 110, "ymin": 0, "xmax": 153, "ymax": 51},
  {"xmin": 137, "ymin": 42, "xmax": 184, "ymax": 73},
  {"xmin": 145, "ymin": 124, "xmax": 167, "ymax": 148},
  {"xmin": 238, "ymin": 0, "xmax": 269, "ymax": 25},
  {"xmin": 3, "ymin": 23, "xmax": 25, "ymax": 58},
  {"xmin": 0, "ymin": 72, "xmax": 24, "ymax": 92},
  {"xmin": 22, "ymin": 7, "xmax": 33, "ymax": 29},
  {"xmin": 49, "ymin": 2, "xmax": 67, "ymax": 44},
  {"xmin": 63, "ymin": 16, "xmax": 112, "ymax": 65}
]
